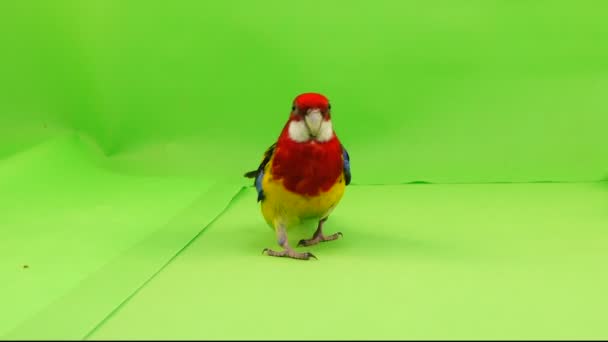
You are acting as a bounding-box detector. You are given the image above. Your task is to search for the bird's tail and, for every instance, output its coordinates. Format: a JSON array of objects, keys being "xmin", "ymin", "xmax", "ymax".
[{"xmin": 244, "ymin": 170, "xmax": 258, "ymax": 178}]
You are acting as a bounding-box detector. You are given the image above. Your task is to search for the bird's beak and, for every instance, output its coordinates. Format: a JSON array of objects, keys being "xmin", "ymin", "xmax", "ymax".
[{"xmin": 304, "ymin": 108, "xmax": 323, "ymax": 137}]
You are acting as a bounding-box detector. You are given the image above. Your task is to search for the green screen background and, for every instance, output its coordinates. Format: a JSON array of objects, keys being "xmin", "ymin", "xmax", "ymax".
[{"xmin": 2, "ymin": 0, "xmax": 608, "ymax": 339}]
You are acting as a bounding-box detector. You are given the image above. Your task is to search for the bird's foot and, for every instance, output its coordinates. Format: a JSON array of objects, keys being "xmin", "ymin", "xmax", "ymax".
[
  {"xmin": 298, "ymin": 232, "xmax": 343, "ymax": 247},
  {"xmin": 262, "ymin": 248, "xmax": 317, "ymax": 260}
]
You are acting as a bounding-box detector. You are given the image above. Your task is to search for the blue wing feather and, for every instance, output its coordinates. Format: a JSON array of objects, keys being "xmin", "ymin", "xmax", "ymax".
[
  {"xmin": 342, "ymin": 145, "xmax": 351, "ymax": 186},
  {"xmin": 255, "ymin": 169, "xmax": 265, "ymax": 201},
  {"xmin": 244, "ymin": 143, "xmax": 276, "ymax": 202}
]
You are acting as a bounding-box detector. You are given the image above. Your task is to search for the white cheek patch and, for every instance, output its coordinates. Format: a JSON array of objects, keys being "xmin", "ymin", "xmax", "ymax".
[
  {"xmin": 288, "ymin": 120, "xmax": 310, "ymax": 143},
  {"xmin": 288, "ymin": 119, "xmax": 334, "ymax": 143},
  {"xmin": 316, "ymin": 120, "xmax": 334, "ymax": 142}
]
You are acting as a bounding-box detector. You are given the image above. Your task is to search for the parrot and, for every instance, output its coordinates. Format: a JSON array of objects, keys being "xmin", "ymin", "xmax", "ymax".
[{"xmin": 244, "ymin": 92, "xmax": 351, "ymax": 260}]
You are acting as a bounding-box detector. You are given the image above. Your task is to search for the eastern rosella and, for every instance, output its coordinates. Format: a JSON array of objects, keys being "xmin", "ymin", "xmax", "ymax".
[{"xmin": 244, "ymin": 92, "xmax": 351, "ymax": 260}]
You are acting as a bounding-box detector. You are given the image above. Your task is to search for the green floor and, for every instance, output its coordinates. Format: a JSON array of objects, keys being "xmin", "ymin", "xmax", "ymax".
[
  {"xmin": 2, "ymin": 0, "xmax": 608, "ymax": 339},
  {"xmin": 2, "ymin": 136, "xmax": 607, "ymax": 339},
  {"xmin": 88, "ymin": 183, "xmax": 608, "ymax": 340}
]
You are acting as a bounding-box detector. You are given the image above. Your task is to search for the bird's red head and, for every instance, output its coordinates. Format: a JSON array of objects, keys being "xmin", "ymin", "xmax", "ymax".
[
  {"xmin": 291, "ymin": 93, "xmax": 331, "ymax": 119},
  {"xmin": 285, "ymin": 92, "xmax": 334, "ymax": 143}
]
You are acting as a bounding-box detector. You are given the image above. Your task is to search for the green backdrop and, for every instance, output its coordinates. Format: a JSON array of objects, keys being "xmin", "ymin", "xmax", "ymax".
[{"xmin": 2, "ymin": 0, "xmax": 608, "ymax": 340}]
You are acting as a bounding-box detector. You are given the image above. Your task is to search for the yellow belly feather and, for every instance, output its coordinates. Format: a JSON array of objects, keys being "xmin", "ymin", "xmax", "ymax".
[{"xmin": 260, "ymin": 159, "xmax": 346, "ymax": 230}]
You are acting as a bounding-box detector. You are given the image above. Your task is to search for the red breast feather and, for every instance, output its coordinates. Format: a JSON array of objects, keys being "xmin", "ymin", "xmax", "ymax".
[{"xmin": 271, "ymin": 126, "xmax": 344, "ymax": 197}]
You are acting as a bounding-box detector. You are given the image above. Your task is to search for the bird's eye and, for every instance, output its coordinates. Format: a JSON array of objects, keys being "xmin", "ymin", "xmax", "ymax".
[
  {"xmin": 328, "ymin": 104, "xmax": 332, "ymax": 110},
  {"xmin": 291, "ymin": 105, "xmax": 296, "ymax": 111}
]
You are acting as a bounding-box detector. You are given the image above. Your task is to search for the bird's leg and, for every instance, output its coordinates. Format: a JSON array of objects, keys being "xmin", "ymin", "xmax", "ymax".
[
  {"xmin": 298, "ymin": 217, "xmax": 342, "ymax": 247},
  {"xmin": 263, "ymin": 223, "xmax": 316, "ymax": 260}
]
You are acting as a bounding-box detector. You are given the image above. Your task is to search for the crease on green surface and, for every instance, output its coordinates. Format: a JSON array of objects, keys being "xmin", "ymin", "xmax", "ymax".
[
  {"xmin": 0, "ymin": 132, "xmax": 202, "ymax": 336},
  {"xmin": 81, "ymin": 186, "xmax": 248, "ymax": 340},
  {"xmin": 2, "ymin": 184, "xmax": 245, "ymax": 340}
]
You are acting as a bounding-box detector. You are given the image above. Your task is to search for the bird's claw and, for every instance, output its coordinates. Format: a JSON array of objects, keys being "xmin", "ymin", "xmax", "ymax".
[
  {"xmin": 262, "ymin": 248, "xmax": 317, "ymax": 260},
  {"xmin": 297, "ymin": 232, "xmax": 343, "ymax": 247},
  {"xmin": 306, "ymin": 252, "xmax": 318, "ymax": 260}
]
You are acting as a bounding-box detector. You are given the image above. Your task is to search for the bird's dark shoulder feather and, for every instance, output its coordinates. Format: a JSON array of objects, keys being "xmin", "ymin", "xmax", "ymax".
[
  {"xmin": 244, "ymin": 143, "xmax": 276, "ymax": 202},
  {"xmin": 341, "ymin": 144, "xmax": 351, "ymax": 186}
]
